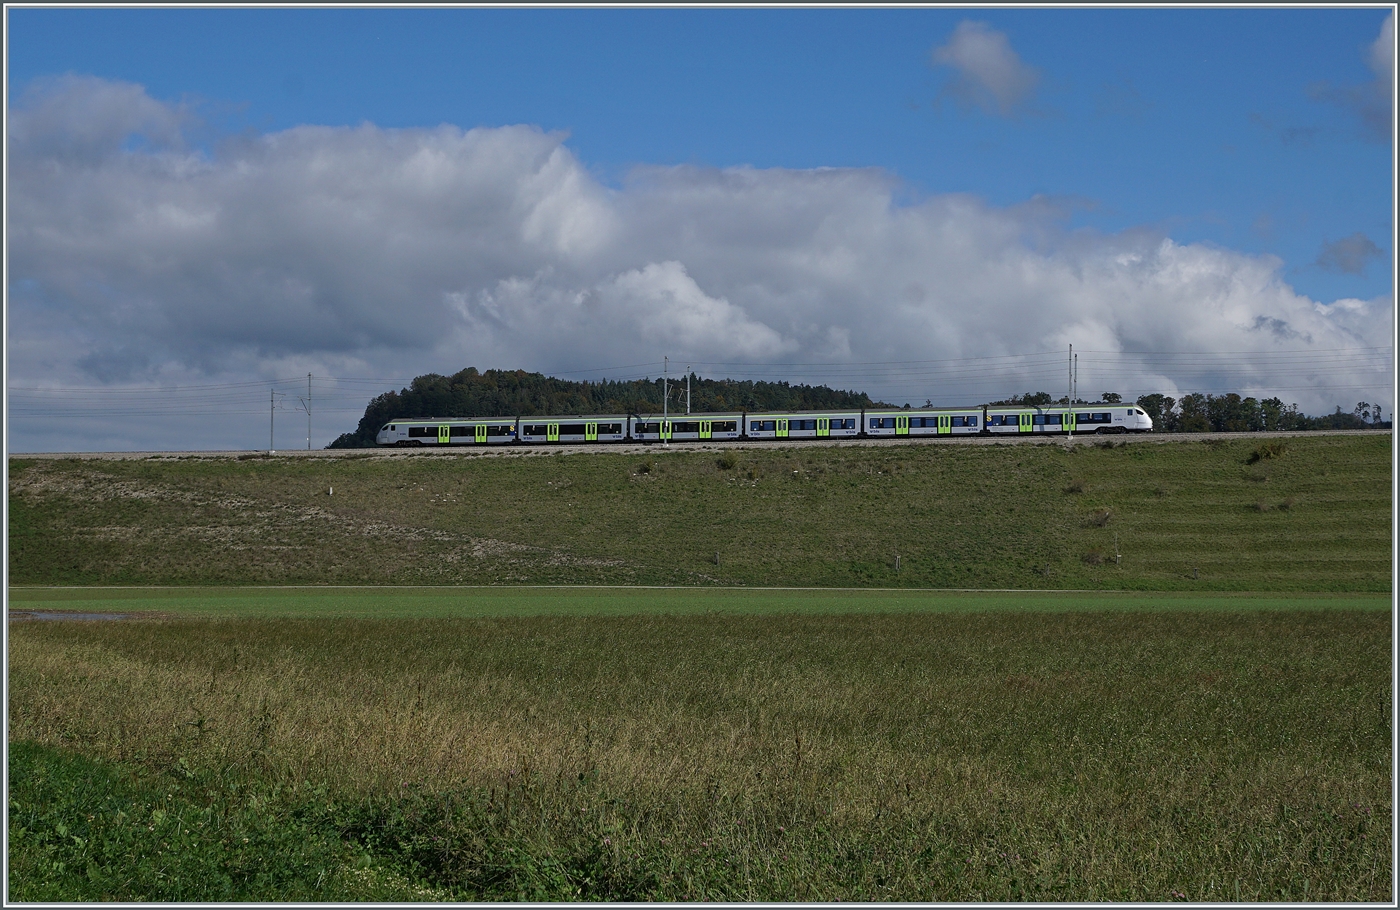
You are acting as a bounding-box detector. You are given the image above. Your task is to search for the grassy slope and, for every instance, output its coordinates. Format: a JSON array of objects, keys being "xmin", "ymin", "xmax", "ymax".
[
  {"xmin": 8, "ymin": 434, "xmax": 1392, "ymax": 591},
  {"xmin": 8, "ymin": 610, "xmax": 1391, "ymax": 901}
]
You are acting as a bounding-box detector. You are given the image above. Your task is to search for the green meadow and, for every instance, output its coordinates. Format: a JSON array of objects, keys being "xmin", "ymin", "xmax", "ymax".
[
  {"xmin": 7, "ymin": 433, "xmax": 1393, "ymax": 591},
  {"xmin": 6, "ymin": 433, "xmax": 1393, "ymax": 901}
]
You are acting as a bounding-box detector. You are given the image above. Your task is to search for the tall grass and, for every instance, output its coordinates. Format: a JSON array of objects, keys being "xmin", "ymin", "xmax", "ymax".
[{"xmin": 9, "ymin": 609, "xmax": 1391, "ymax": 901}]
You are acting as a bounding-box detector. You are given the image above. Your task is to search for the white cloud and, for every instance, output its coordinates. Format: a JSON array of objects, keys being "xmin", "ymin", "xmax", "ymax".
[
  {"xmin": 5, "ymin": 77, "xmax": 1391, "ymax": 450},
  {"xmin": 930, "ymin": 20, "xmax": 1041, "ymax": 117},
  {"xmin": 1369, "ymin": 13, "xmax": 1394, "ymax": 87},
  {"xmin": 1308, "ymin": 12, "xmax": 1393, "ymax": 142}
]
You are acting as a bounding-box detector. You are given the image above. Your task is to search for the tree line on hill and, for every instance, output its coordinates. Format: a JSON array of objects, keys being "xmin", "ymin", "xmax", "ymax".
[
  {"xmin": 329, "ymin": 368, "xmax": 1391, "ymax": 447},
  {"xmin": 328, "ymin": 368, "xmax": 888, "ymax": 447},
  {"xmin": 993, "ymin": 391, "xmax": 1392, "ymax": 432}
]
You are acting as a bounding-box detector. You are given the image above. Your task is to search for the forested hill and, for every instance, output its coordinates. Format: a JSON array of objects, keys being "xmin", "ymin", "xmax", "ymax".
[{"xmin": 329, "ymin": 368, "xmax": 891, "ymax": 448}]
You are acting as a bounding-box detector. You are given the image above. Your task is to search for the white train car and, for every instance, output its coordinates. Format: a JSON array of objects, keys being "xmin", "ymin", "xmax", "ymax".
[
  {"xmin": 376, "ymin": 418, "xmax": 519, "ymax": 446},
  {"xmin": 984, "ymin": 405, "xmax": 1153, "ymax": 435},
  {"xmin": 743, "ymin": 411, "xmax": 862, "ymax": 440},
  {"xmin": 629, "ymin": 413, "xmax": 744, "ymax": 442},
  {"xmin": 863, "ymin": 408, "xmax": 984, "ymax": 437},
  {"xmin": 517, "ymin": 415, "xmax": 629, "ymax": 444}
]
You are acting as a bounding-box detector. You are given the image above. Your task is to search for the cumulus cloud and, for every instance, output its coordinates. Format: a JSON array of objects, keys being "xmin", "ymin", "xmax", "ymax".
[
  {"xmin": 930, "ymin": 20, "xmax": 1041, "ymax": 116},
  {"xmin": 1370, "ymin": 13, "xmax": 1395, "ymax": 90},
  {"xmin": 1316, "ymin": 233, "xmax": 1384, "ymax": 275},
  {"xmin": 5, "ymin": 77, "xmax": 1392, "ymax": 450},
  {"xmin": 1308, "ymin": 12, "xmax": 1393, "ymax": 142}
]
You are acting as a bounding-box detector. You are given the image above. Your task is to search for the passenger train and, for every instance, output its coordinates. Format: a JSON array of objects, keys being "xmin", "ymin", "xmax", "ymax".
[{"xmin": 376, "ymin": 403, "xmax": 1153, "ymax": 446}]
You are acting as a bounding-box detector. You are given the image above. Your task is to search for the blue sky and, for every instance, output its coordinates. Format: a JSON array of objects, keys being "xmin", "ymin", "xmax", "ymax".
[{"xmin": 5, "ymin": 6, "xmax": 1394, "ymax": 450}]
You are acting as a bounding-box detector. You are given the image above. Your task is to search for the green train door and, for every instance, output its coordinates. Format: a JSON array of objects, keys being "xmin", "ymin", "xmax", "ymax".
[
  {"xmin": 1064, "ymin": 411, "xmax": 1076, "ymax": 433},
  {"xmin": 660, "ymin": 420, "xmax": 672, "ymax": 441},
  {"xmin": 474, "ymin": 424, "xmax": 487, "ymax": 444},
  {"xmin": 547, "ymin": 423, "xmax": 560, "ymax": 442},
  {"xmin": 1019, "ymin": 413, "xmax": 1033, "ymax": 433},
  {"xmin": 437, "ymin": 424, "xmax": 450, "ymax": 445},
  {"xmin": 699, "ymin": 420, "xmax": 712, "ymax": 440},
  {"xmin": 895, "ymin": 415, "xmax": 909, "ymax": 436},
  {"xmin": 776, "ymin": 418, "xmax": 789, "ymax": 438},
  {"xmin": 816, "ymin": 417, "xmax": 830, "ymax": 438},
  {"xmin": 585, "ymin": 422, "xmax": 598, "ymax": 441},
  {"xmin": 938, "ymin": 414, "xmax": 951, "ymax": 434}
]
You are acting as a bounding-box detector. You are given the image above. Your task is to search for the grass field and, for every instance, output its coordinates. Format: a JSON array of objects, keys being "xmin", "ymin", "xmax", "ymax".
[
  {"xmin": 6, "ymin": 591, "xmax": 1393, "ymax": 901},
  {"xmin": 8, "ymin": 433, "xmax": 1393, "ymax": 591},
  {"xmin": 7, "ymin": 434, "xmax": 1392, "ymax": 899}
]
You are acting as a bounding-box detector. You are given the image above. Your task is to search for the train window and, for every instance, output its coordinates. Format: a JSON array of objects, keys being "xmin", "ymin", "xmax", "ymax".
[
  {"xmin": 673, "ymin": 421, "xmax": 700, "ymax": 434},
  {"xmin": 1045, "ymin": 414, "xmax": 1062, "ymax": 425},
  {"xmin": 448, "ymin": 425, "xmax": 469, "ymax": 437},
  {"xmin": 408, "ymin": 426, "xmax": 434, "ymax": 437},
  {"xmin": 836, "ymin": 418, "xmax": 855, "ymax": 430},
  {"xmin": 789, "ymin": 419, "xmax": 813, "ymax": 431},
  {"xmin": 967, "ymin": 416, "xmax": 978, "ymax": 426},
  {"xmin": 950, "ymin": 416, "xmax": 966, "ymax": 426},
  {"xmin": 523, "ymin": 424, "xmax": 548, "ymax": 435},
  {"xmin": 713, "ymin": 420, "xmax": 737, "ymax": 433},
  {"xmin": 635, "ymin": 422, "xmax": 658, "ymax": 434},
  {"xmin": 560, "ymin": 424, "xmax": 586, "ymax": 435},
  {"xmin": 751, "ymin": 420, "xmax": 776, "ymax": 432},
  {"xmin": 489, "ymin": 425, "xmax": 514, "ymax": 435},
  {"xmin": 870, "ymin": 417, "xmax": 895, "ymax": 429},
  {"xmin": 598, "ymin": 423, "xmax": 622, "ymax": 434}
]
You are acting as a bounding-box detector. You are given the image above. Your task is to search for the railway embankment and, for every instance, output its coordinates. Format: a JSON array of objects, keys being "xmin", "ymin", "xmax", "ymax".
[{"xmin": 8, "ymin": 431, "xmax": 1391, "ymax": 591}]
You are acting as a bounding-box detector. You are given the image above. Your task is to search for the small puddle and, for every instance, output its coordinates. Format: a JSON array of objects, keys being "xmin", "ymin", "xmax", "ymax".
[{"xmin": 8, "ymin": 610, "xmax": 130, "ymax": 622}]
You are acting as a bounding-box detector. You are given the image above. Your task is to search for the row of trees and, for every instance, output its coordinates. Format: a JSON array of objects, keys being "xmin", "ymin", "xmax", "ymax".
[
  {"xmin": 990, "ymin": 390, "xmax": 1391, "ymax": 432},
  {"xmin": 329, "ymin": 368, "xmax": 887, "ymax": 447},
  {"xmin": 1134, "ymin": 393, "xmax": 1390, "ymax": 433},
  {"xmin": 991, "ymin": 389, "xmax": 1383, "ymax": 431},
  {"xmin": 331, "ymin": 369, "xmax": 1391, "ymax": 447}
]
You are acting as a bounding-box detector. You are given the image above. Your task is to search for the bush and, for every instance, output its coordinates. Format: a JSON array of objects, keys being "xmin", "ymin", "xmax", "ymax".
[
  {"xmin": 1246, "ymin": 441, "xmax": 1289, "ymax": 465},
  {"xmin": 716, "ymin": 453, "xmax": 738, "ymax": 470},
  {"xmin": 1086, "ymin": 508, "xmax": 1113, "ymax": 527}
]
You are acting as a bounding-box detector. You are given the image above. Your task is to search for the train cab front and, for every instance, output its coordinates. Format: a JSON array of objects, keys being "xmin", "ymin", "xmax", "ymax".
[{"xmin": 376, "ymin": 422, "xmax": 405, "ymax": 446}]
